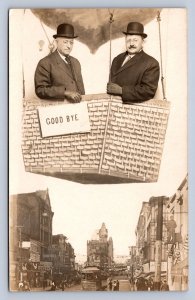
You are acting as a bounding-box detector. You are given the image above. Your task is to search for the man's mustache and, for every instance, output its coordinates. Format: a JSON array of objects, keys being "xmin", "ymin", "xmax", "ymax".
[{"xmin": 129, "ymin": 46, "xmax": 136, "ymax": 49}]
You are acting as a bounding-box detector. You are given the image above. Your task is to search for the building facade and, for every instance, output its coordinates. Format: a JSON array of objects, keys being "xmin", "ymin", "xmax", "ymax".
[
  {"xmin": 51, "ymin": 234, "xmax": 76, "ymax": 280},
  {"xmin": 166, "ymin": 175, "xmax": 188, "ymax": 290},
  {"xmin": 9, "ymin": 189, "xmax": 54, "ymax": 290},
  {"xmin": 132, "ymin": 175, "xmax": 188, "ymax": 290},
  {"xmin": 134, "ymin": 197, "xmax": 172, "ymax": 282},
  {"xmin": 87, "ymin": 223, "xmax": 113, "ymax": 270}
]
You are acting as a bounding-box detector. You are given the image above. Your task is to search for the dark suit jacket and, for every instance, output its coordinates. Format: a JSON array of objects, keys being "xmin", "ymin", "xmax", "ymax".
[
  {"xmin": 110, "ymin": 50, "xmax": 160, "ymax": 102},
  {"xmin": 34, "ymin": 50, "xmax": 85, "ymax": 99}
]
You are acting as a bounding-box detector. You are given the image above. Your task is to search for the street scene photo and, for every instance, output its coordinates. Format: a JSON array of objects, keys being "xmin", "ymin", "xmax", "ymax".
[
  {"xmin": 9, "ymin": 175, "xmax": 188, "ymax": 291},
  {"xmin": 9, "ymin": 8, "xmax": 187, "ymax": 292}
]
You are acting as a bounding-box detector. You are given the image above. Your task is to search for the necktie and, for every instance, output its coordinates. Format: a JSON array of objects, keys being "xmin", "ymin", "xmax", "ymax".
[
  {"xmin": 121, "ymin": 55, "xmax": 131, "ymax": 67},
  {"xmin": 65, "ymin": 55, "xmax": 71, "ymax": 65},
  {"xmin": 65, "ymin": 55, "xmax": 80, "ymax": 93}
]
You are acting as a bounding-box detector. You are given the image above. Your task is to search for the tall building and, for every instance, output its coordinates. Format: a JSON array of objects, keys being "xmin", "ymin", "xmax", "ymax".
[
  {"xmin": 51, "ymin": 234, "xmax": 76, "ymax": 278},
  {"xmin": 166, "ymin": 175, "xmax": 188, "ymax": 290},
  {"xmin": 87, "ymin": 223, "xmax": 113, "ymax": 270},
  {"xmin": 135, "ymin": 197, "xmax": 169, "ymax": 276},
  {"xmin": 132, "ymin": 175, "xmax": 188, "ymax": 290},
  {"xmin": 9, "ymin": 189, "xmax": 53, "ymax": 290}
]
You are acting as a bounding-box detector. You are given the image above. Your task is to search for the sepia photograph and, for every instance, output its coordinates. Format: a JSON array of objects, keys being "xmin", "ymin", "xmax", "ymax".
[{"xmin": 9, "ymin": 8, "xmax": 187, "ymax": 292}]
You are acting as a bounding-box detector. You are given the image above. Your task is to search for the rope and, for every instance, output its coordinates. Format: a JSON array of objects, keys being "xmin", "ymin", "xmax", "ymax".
[
  {"xmin": 22, "ymin": 9, "xmax": 26, "ymax": 100},
  {"xmin": 99, "ymin": 10, "xmax": 115, "ymax": 173},
  {"xmin": 108, "ymin": 9, "xmax": 115, "ymax": 83},
  {"xmin": 164, "ymin": 9, "xmax": 170, "ymax": 87},
  {"xmin": 157, "ymin": 11, "xmax": 167, "ymax": 101},
  {"xmin": 98, "ymin": 98, "xmax": 112, "ymax": 174},
  {"xmin": 40, "ymin": 20, "xmax": 55, "ymax": 53}
]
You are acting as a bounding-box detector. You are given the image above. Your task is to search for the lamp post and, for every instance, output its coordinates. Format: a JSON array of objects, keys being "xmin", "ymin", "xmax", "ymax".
[
  {"xmin": 154, "ymin": 197, "xmax": 163, "ymax": 290},
  {"xmin": 42, "ymin": 211, "xmax": 48, "ymax": 259},
  {"xmin": 16, "ymin": 225, "xmax": 24, "ymax": 282}
]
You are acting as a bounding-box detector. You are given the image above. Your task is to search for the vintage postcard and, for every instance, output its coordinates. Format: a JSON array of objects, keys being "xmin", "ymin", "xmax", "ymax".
[{"xmin": 9, "ymin": 8, "xmax": 188, "ymax": 292}]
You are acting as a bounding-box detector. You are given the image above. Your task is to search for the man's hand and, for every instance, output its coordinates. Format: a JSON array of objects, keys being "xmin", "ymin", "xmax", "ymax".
[
  {"xmin": 64, "ymin": 91, "xmax": 82, "ymax": 103},
  {"xmin": 107, "ymin": 83, "xmax": 122, "ymax": 95}
]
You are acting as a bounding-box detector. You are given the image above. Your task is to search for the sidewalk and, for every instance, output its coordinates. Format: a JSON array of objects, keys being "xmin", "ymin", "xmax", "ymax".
[{"xmin": 30, "ymin": 284, "xmax": 82, "ymax": 292}]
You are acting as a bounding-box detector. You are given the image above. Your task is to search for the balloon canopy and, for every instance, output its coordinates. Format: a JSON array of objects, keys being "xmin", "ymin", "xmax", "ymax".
[{"xmin": 31, "ymin": 8, "xmax": 160, "ymax": 53}]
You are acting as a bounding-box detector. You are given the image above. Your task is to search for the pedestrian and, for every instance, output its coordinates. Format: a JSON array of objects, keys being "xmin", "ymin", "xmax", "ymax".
[
  {"xmin": 144, "ymin": 279, "xmax": 148, "ymax": 291},
  {"xmin": 23, "ymin": 280, "xmax": 30, "ymax": 291},
  {"xmin": 35, "ymin": 277, "xmax": 39, "ymax": 288},
  {"xmin": 43, "ymin": 278, "xmax": 47, "ymax": 289},
  {"xmin": 129, "ymin": 276, "xmax": 135, "ymax": 291},
  {"xmin": 136, "ymin": 277, "xmax": 147, "ymax": 291},
  {"xmin": 116, "ymin": 279, "xmax": 120, "ymax": 291},
  {"xmin": 64, "ymin": 278, "xmax": 68, "ymax": 287},
  {"xmin": 35, "ymin": 23, "xmax": 85, "ymax": 102},
  {"xmin": 160, "ymin": 279, "xmax": 169, "ymax": 291},
  {"xmin": 61, "ymin": 280, "xmax": 66, "ymax": 291},
  {"xmin": 107, "ymin": 21, "xmax": 160, "ymax": 102},
  {"xmin": 18, "ymin": 281, "xmax": 24, "ymax": 291},
  {"xmin": 108, "ymin": 278, "xmax": 113, "ymax": 291},
  {"xmin": 50, "ymin": 280, "xmax": 56, "ymax": 291},
  {"xmin": 147, "ymin": 277, "xmax": 154, "ymax": 291},
  {"xmin": 113, "ymin": 280, "xmax": 117, "ymax": 291}
]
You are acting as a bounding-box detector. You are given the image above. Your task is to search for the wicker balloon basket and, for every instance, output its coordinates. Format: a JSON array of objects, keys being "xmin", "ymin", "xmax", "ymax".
[{"xmin": 22, "ymin": 94, "xmax": 170, "ymax": 184}]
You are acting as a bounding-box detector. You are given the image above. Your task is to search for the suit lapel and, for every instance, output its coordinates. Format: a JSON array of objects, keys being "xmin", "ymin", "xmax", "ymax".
[
  {"xmin": 113, "ymin": 51, "xmax": 144, "ymax": 76},
  {"xmin": 115, "ymin": 53, "xmax": 126, "ymax": 73},
  {"xmin": 53, "ymin": 50, "xmax": 74, "ymax": 79}
]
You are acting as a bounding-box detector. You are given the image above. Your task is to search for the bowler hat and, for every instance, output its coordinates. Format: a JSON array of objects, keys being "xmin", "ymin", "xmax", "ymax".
[
  {"xmin": 123, "ymin": 22, "xmax": 147, "ymax": 38},
  {"xmin": 53, "ymin": 23, "xmax": 78, "ymax": 39}
]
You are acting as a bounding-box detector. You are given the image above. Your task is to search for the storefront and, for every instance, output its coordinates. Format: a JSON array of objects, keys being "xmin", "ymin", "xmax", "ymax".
[{"xmin": 171, "ymin": 257, "xmax": 188, "ymax": 291}]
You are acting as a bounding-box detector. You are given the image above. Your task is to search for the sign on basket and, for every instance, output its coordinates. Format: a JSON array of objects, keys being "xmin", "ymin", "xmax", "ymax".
[{"xmin": 38, "ymin": 102, "xmax": 91, "ymax": 138}]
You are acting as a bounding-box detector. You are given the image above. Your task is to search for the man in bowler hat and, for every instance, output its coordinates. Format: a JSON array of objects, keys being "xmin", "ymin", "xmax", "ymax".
[
  {"xmin": 35, "ymin": 23, "xmax": 85, "ymax": 102},
  {"xmin": 107, "ymin": 22, "xmax": 160, "ymax": 102}
]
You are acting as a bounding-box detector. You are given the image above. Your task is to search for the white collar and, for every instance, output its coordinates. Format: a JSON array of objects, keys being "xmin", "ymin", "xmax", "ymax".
[
  {"xmin": 126, "ymin": 48, "xmax": 142, "ymax": 58},
  {"xmin": 128, "ymin": 54, "xmax": 135, "ymax": 59},
  {"xmin": 57, "ymin": 50, "xmax": 68, "ymax": 63}
]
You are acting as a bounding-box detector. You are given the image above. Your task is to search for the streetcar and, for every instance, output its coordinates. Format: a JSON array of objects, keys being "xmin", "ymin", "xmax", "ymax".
[{"xmin": 81, "ymin": 266, "xmax": 106, "ymax": 291}]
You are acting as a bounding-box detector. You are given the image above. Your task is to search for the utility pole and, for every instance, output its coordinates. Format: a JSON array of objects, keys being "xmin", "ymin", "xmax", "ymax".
[
  {"xmin": 154, "ymin": 197, "xmax": 164, "ymax": 290},
  {"xmin": 16, "ymin": 225, "xmax": 24, "ymax": 282}
]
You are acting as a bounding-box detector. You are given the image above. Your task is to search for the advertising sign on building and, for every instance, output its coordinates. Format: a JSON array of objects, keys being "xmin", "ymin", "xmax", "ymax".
[
  {"xmin": 22, "ymin": 241, "xmax": 31, "ymax": 249},
  {"xmin": 39, "ymin": 261, "xmax": 52, "ymax": 271}
]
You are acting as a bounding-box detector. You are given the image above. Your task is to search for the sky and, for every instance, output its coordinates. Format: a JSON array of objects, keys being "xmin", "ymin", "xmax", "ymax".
[{"xmin": 9, "ymin": 8, "xmax": 187, "ymax": 258}]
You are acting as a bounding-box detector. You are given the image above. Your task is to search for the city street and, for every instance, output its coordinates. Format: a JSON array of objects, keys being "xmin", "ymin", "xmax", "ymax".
[
  {"xmin": 70, "ymin": 277, "xmax": 132, "ymax": 292},
  {"xmin": 118, "ymin": 279, "xmax": 131, "ymax": 291},
  {"xmin": 64, "ymin": 278, "xmax": 132, "ymax": 292},
  {"xmin": 30, "ymin": 277, "xmax": 132, "ymax": 292},
  {"xmin": 30, "ymin": 284, "xmax": 82, "ymax": 292}
]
